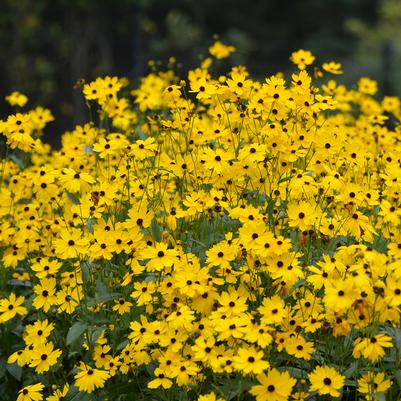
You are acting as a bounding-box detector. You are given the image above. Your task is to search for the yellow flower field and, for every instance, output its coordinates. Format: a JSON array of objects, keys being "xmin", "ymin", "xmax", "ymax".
[{"xmin": 1, "ymin": 43, "xmax": 401, "ymax": 401}]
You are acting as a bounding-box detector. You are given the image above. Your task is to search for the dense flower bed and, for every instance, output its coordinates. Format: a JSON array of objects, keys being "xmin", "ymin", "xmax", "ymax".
[{"xmin": 1, "ymin": 43, "xmax": 401, "ymax": 401}]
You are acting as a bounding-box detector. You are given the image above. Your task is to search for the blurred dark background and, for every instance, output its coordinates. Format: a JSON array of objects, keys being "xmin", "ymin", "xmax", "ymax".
[{"xmin": 1, "ymin": 0, "xmax": 400, "ymax": 147}]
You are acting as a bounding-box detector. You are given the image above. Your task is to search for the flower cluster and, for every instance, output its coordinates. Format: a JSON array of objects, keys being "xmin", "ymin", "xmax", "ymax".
[{"xmin": 1, "ymin": 43, "xmax": 401, "ymax": 401}]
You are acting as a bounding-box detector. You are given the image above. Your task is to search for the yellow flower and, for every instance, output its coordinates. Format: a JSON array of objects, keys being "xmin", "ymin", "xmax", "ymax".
[
  {"xmin": 358, "ymin": 77, "xmax": 378, "ymax": 95},
  {"xmin": 198, "ymin": 393, "xmax": 225, "ymax": 401},
  {"xmin": 290, "ymin": 49, "xmax": 315, "ymax": 70},
  {"xmin": 232, "ymin": 346, "xmax": 270, "ymax": 374},
  {"xmin": 29, "ymin": 342, "xmax": 62, "ymax": 373},
  {"xmin": 308, "ymin": 366, "xmax": 345, "ymax": 397},
  {"xmin": 0, "ymin": 293, "xmax": 27, "ymax": 323},
  {"xmin": 357, "ymin": 372, "xmax": 392, "ymax": 400},
  {"xmin": 148, "ymin": 367, "xmax": 173, "ymax": 389},
  {"xmin": 250, "ymin": 368, "xmax": 296, "ymax": 401},
  {"xmin": 46, "ymin": 384, "xmax": 69, "ymax": 401},
  {"xmin": 322, "ymin": 61, "xmax": 343, "ymax": 74},
  {"xmin": 17, "ymin": 383, "xmax": 44, "ymax": 401},
  {"xmin": 353, "ymin": 334, "xmax": 393, "ymax": 362},
  {"xmin": 209, "ymin": 41, "xmax": 236, "ymax": 59},
  {"xmin": 32, "ymin": 278, "xmax": 58, "ymax": 312},
  {"xmin": 5, "ymin": 91, "xmax": 28, "ymax": 107},
  {"xmin": 74, "ymin": 363, "xmax": 110, "ymax": 393}
]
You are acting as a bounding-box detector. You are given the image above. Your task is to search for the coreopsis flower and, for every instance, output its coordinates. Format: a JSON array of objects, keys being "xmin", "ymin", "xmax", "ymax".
[
  {"xmin": 5, "ymin": 91, "xmax": 28, "ymax": 107},
  {"xmin": 308, "ymin": 366, "xmax": 345, "ymax": 398},
  {"xmin": 201, "ymin": 147, "xmax": 232, "ymax": 174},
  {"xmin": 166, "ymin": 304, "xmax": 195, "ymax": 330},
  {"xmin": 57, "ymin": 286, "xmax": 82, "ymax": 314},
  {"xmin": 285, "ymin": 335, "xmax": 314, "ymax": 361},
  {"xmin": 209, "ymin": 40, "xmax": 235, "ymax": 59},
  {"xmin": 358, "ymin": 77, "xmax": 378, "ymax": 95},
  {"xmin": 352, "ymin": 334, "xmax": 393, "ymax": 362},
  {"xmin": 130, "ymin": 137, "xmax": 158, "ymax": 160},
  {"xmin": 31, "ymin": 258, "xmax": 62, "ymax": 279},
  {"xmin": 29, "ymin": 342, "xmax": 62, "ymax": 373},
  {"xmin": 385, "ymin": 277, "xmax": 401, "ymax": 306},
  {"xmin": 250, "ymin": 368, "xmax": 296, "ymax": 401},
  {"xmin": 324, "ymin": 278, "xmax": 357, "ymax": 313},
  {"xmin": 32, "ymin": 278, "xmax": 58, "ymax": 312},
  {"xmin": 53, "ymin": 228, "xmax": 89, "ymax": 259},
  {"xmin": 382, "ymin": 95, "xmax": 400, "ymax": 112},
  {"xmin": 206, "ymin": 241, "xmax": 236, "ymax": 269},
  {"xmin": 112, "ymin": 298, "xmax": 133, "ymax": 314},
  {"xmin": 198, "ymin": 393, "xmax": 225, "ymax": 401},
  {"xmin": 163, "ymin": 85, "xmax": 182, "ymax": 103},
  {"xmin": 232, "ymin": 346, "xmax": 270, "ymax": 374},
  {"xmin": 357, "ymin": 372, "xmax": 392, "ymax": 401},
  {"xmin": 140, "ymin": 242, "xmax": 179, "ymax": 271},
  {"xmin": 59, "ymin": 168, "xmax": 95, "ymax": 193},
  {"xmin": 227, "ymin": 70, "xmax": 252, "ymax": 96},
  {"xmin": 3, "ymin": 112, "xmax": 34, "ymax": 150},
  {"xmin": 148, "ymin": 367, "xmax": 173, "ymax": 389},
  {"xmin": 83, "ymin": 78, "xmax": 108, "ymax": 101},
  {"xmin": 17, "ymin": 383, "xmax": 44, "ymax": 401},
  {"xmin": 130, "ymin": 281, "xmax": 156, "ymax": 306},
  {"xmin": 217, "ymin": 288, "xmax": 248, "ymax": 316},
  {"xmin": 290, "ymin": 49, "xmax": 315, "ymax": 70},
  {"xmin": 287, "ymin": 201, "xmax": 318, "ymax": 231},
  {"xmin": 23, "ymin": 319, "xmax": 55, "ymax": 345},
  {"xmin": 190, "ymin": 77, "xmax": 217, "ymax": 100},
  {"xmin": 29, "ymin": 106, "xmax": 54, "ymax": 130},
  {"xmin": 46, "ymin": 384, "xmax": 69, "ymax": 401},
  {"xmin": 74, "ymin": 363, "xmax": 110, "ymax": 393},
  {"xmin": 92, "ymin": 137, "xmax": 121, "ymax": 158},
  {"xmin": 258, "ymin": 295, "xmax": 286, "ymax": 325},
  {"xmin": 0, "ymin": 293, "xmax": 27, "ymax": 323},
  {"xmin": 322, "ymin": 62, "xmax": 343, "ymax": 74},
  {"xmin": 169, "ymin": 359, "xmax": 200, "ymax": 386}
]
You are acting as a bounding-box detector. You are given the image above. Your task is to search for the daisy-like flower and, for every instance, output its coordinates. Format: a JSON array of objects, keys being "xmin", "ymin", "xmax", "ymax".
[
  {"xmin": 322, "ymin": 61, "xmax": 343, "ymax": 74},
  {"xmin": 308, "ymin": 366, "xmax": 345, "ymax": 397},
  {"xmin": 59, "ymin": 168, "xmax": 95, "ymax": 193},
  {"xmin": 17, "ymin": 383, "xmax": 44, "ymax": 401},
  {"xmin": 352, "ymin": 334, "xmax": 393, "ymax": 362},
  {"xmin": 29, "ymin": 341, "xmax": 62, "ymax": 373},
  {"xmin": 357, "ymin": 372, "xmax": 392, "ymax": 400},
  {"xmin": 0, "ymin": 292, "xmax": 27, "ymax": 323},
  {"xmin": 250, "ymin": 368, "xmax": 296, "ymax": 401},
  {"xmin": 140, "ymin": 242, "xmax": 179, "ymax": 271},
  {"xmin": 32, "ymin": 278, "xmax": 58, "ymax": 312},
  {"xmin": 74, "ymin": 363, "xmax": 110, "ymax": 394},
  {"xmin": 209, "ymin": 40, "xmax": 236, "ymax": 59},
  {"xmin": 290, "ymin": 49, "xmax": 315, "ymax": 70},
  {"xmin": 232, "ymin": 346, "xmax": 270, "ymax": 374}
]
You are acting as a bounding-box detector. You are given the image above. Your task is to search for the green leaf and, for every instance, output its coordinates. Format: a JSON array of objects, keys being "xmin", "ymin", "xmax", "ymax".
[
  {"xmin": 65, "ymin": 190, "xmax": 80, "ymax": 205},
  {"xmin": 87, "ymin": 292, "xmax": 120, "ymax": 306},
  {"xmin": 0, "ymin": 358, "xmax": 6, "ymax": 379},
  {"xmin": 211, "ymin": 376, "xmax": 253, "ymax": 401},
  {"xmin": 344, "ymin": 361, "xmax": 358, "ymax": 378},
  {"xmin": 286, "ymin": 367, "xmax": 305, "ymax": 379},
  {"xmin": 7, "ymin": 279, "xmax": 32, "ymax": 287},
  {"xmin": 66, "ymin": 321, "xmax": 87, "ymax": 346},
  {"xmin": 9, "ymin": 154, "xmax": 25, "ymax": 169},
  {"xmin": 6, "ymin": 363, "xmax": 22, "ymax": 381},
  {"xmin": 394, "ymin": 370, "xmax": 401, "ymax": 387},
  {"xmin": 151, "ymin": 218, "xmax": 162, "ymax": 242},
  {"xmin": 372, "ymin": 392, "xmax": 386, "ymax": 401},
  {"xmin": 81, "ymin": 262, "xmax": 91, "ymax": 284},
  {"xmin": 89, "ymin": 326, "xmax": 104, "ymax": 344},
  {"xmin": 64, "ymin": 385, "xmax": 90, "ymax": 401}
]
